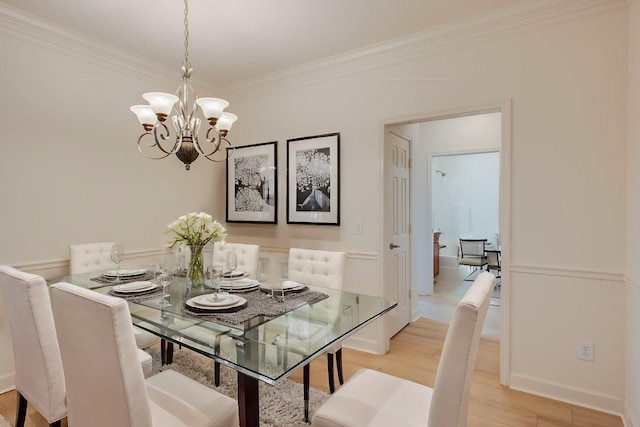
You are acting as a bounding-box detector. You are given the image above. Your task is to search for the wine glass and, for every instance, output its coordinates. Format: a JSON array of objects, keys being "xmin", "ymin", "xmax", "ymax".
[
  {"xmin": 159, "ymin": 271, "xmax": 173, "ymax": 307},
  {"xmin": 110, "ymin": 244, "xmax": 124, "ymax": 282},
  {"xmin": 211, "ymin": 265, "xmax": 223, "ymax": 301},
  {"xmin": 226, "ymin": 251, "xmax": 238, "ymax": 277}
]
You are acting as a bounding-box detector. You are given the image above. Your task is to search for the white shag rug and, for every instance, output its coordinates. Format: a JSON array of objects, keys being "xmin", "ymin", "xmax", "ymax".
[
  {"xmin": 147, "ymin": 347, "xmax": 329, "ymax": 427},
  {"xmin": 0, "ymin": 414, "xmax": 11, "ymax": 427}
]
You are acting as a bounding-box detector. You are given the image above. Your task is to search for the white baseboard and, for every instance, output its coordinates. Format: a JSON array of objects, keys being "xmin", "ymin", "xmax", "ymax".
[
  {"xmin": 624, "ymin": 400, "xmax": 638, "ymax": 427},
  {"xmin": 510, "ymin": 373, "xmax": 624, "ymax": 416},
  {"xmin": 0, "ymin": 372, "xmax": 15, "ymax": 395},
  {"xmin": 343, "ymin": 335, "xmax": 384, "ymax": 355}
]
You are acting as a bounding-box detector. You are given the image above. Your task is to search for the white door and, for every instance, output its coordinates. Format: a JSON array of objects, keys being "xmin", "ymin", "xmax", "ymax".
[{"xmin": 384, "ymin": 130, "xmax": 411, "ymax": 338}]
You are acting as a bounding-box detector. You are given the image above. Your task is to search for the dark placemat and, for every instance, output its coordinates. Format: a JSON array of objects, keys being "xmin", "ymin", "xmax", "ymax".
[
  {"xmin": 182, "ymin": 289, "xmax": 328, "ymax": 324},
  {"xmin": 91, "ymin": 271, "xmax": 154, "ymax": 285},
  {"xmin": 107, "ymin": 286, "xmax": 163, "ymax": 303}
]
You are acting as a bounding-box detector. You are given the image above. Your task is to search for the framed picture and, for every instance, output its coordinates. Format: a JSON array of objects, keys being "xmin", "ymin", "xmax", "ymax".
[
  {"xmin": 226, "ymin": 141, "xmax": 277, "ymax": 223},
  {"xmin": 286, "ymin": 132, "xmax": 340, "ymax": 225}
]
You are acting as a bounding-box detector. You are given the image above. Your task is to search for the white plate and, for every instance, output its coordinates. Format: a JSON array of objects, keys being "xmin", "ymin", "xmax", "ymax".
[
  {"xmin": 191, "ymin": 293, "xmax": 241, "ymax": 308},
  {"xmin": 113, "ymin": 281, "xmax": 158, "ymax": 293},
  {"xmin": 261, "ymin": 281, "xmax": 305, "ymax": 292},
  {"xmin": 104, "ymin": 269, "xmax": 147, "ymax": 278},
  {"xmin": 219, "ymin": 278, "xmax": 260, "ymax": 290},
  {"xmin": 186, "ymin": 294, "xmax": 246, "ymax": 311}
]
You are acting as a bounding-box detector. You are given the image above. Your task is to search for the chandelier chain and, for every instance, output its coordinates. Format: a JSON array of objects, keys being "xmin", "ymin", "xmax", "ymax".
[{"xmin": 183, "ymin": 0, "xmax": 190, "ymax": 66}]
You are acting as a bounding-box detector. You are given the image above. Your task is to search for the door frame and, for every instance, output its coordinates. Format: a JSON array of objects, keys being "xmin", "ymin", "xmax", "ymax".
[{"xmin": 380, "ymin": 99, "xmax": 512, "ymax": 385}]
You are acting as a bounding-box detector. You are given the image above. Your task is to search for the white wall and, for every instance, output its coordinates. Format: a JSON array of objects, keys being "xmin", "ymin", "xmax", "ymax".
[
  {"xmin": 0, "ymin": 0, "xmax": 631, "ymax": 415},
  {"xmin": 225, "ymin": 7, "xmax": 628, "ymax": 413},
  {"xmin": 432, "ymin": 152, "xmax": 500, "ymax": 257},
  {"xmin": 625, "ymin": 0, "xmax": 640, "ymax": 424}
]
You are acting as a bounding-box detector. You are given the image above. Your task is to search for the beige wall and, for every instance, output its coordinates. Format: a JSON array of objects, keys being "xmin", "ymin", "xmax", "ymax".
[
  {"xmin": 0, "ymin": 0, "xmax": 632, "ymax": 417},
  {"xmin": 626, "ymin": 0, "xmax": 640, "ymax": 424}
]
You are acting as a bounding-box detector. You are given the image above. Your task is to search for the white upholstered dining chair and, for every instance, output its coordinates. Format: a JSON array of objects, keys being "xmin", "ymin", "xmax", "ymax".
[
  {"xmin": 311, "ymin": 272, "xmax": 495, "ymax": 427},
  {"xmin": 0, "ymin": 266, "xmax": 66, "ymax": 427},
  {"xmin": 50, "ymin": 281, "xmax": 239, "ymax": 427},
  {"xmin": 69, "ymin": 241, "xmax": 160, "ymax": 350},
  {"xmin": 0, "ymin": 266, "xmax": 153, "ymax": 427},
  {"xmin": 212, "ymin": 241, "xmax": 261, "ymax": 279},
  {"xmin": 288, "ymin": 247, "xmax": 347, "ymax": 421}
]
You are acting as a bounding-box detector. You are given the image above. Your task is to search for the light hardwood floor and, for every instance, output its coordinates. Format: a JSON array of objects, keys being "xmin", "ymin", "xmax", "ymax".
[{"xmin": 0, "ymin": 321, "xmax": 623, "ymax": 426}]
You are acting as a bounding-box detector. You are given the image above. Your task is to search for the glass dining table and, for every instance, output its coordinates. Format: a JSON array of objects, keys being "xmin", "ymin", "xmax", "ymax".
[{"xmin": 62, "ymin": 269, "xmax": 397, "ymax": 427}]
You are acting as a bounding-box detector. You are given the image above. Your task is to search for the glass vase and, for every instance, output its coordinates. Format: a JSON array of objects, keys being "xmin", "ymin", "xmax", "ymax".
[{"xmin": 188, "ymin": 244, "xmax": 205, "ymax": 288}]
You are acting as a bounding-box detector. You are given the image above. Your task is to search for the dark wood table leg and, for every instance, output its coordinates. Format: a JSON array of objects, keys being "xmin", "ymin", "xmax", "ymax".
[
  {"xmin": 16, "ymin": 391, "xmax": 27, "ymax": 427},
  {"xmin": 304, "ymin": 364, "xmax": 310, "ymax": 422},
  {"xmin": 237, "ymin": 372, "xmax": 260, "ymax": 427}
]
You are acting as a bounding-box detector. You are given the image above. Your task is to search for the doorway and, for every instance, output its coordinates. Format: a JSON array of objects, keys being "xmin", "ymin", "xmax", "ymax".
[{"xmin": 383, "ymin": 103, "xmax": 511, "ymax": 385}]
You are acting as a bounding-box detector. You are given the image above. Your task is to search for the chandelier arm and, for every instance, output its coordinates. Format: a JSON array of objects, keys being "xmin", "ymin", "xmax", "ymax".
[
  {"xmin": 152, "ymin": 122, "xmax": 180, "ymax": 155},
  {"xmin": 203, "ymin": 137, "xmax": 234, "ymax": 162},
  {"xmin": 137, "ymin": 132, "xmax": 174, "ymax": 160}
]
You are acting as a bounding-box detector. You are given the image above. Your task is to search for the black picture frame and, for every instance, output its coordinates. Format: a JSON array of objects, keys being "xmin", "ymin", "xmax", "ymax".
[
  {"xmin": 226, "ymin": 141, "xmax": 277, "ymax": 223},
  {"xmin": 286, "ymin": 132, "xmax": 340, "ymax": 225}
]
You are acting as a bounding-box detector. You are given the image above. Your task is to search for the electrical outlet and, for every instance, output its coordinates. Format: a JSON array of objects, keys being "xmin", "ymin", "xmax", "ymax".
[{"xmin": 578, "ymin": 341, "xmax": 594, "ymax": 361}]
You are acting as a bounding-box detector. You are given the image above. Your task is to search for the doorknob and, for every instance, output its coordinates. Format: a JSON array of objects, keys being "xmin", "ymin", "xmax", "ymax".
[{"xmin": 389, "ymin": 243, "xmax": 400, "ymax": 249}]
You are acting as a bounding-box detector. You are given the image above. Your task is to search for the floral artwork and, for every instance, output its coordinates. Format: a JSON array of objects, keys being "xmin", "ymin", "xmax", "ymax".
[
  {"xmin": 226, "ymin": 141, "xmax": 277, "ymax": 223},
  {"xmin": 287, "ymin": 133, "xmax": 340, "ymax": 225},
  {"xmin": 295, "ymin": 148, "xmax": 331, "ymax": 212}
]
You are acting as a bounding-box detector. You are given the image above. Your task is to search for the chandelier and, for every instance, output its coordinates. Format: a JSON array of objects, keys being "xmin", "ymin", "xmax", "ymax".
[{"xmin": 130, "ymin": 0, "xmax": 237, "ymax": 170}]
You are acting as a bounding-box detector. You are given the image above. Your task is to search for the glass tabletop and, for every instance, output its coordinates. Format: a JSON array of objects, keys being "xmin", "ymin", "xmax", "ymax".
[{"xmin": 61, "ymin": 269, "xmax": 397, "ymax": 385}]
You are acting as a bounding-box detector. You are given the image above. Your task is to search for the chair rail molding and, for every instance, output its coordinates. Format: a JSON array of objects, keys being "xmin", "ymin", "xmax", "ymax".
[{"xmin": 510, "ymin": 263, "xmax": 624, "ymax": 283}]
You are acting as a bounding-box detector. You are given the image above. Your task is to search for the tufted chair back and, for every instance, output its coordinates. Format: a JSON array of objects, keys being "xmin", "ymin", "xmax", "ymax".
[
  {"xmin": 0, "ymin": 265, "xmax": 67, "ymax": 425},
  {"xmin": 288, "ymin": 248, "xmax": 346, "ymax": 290},
  {"xmin": 50, "ymin": 282, "xmax": 152, "ymax": 427},
  {"xmin": 69, "ymin": 242, "xmax": 115, "ymax": 274},
  {"xmin": 212, "ymin": 242, "xmax": 261, "ymax": 279}
]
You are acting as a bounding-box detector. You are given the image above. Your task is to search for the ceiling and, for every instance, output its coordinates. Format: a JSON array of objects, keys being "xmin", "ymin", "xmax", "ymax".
[{"xmin": 1, "ymin": 0, "xmax": 528, "ymax": 87}]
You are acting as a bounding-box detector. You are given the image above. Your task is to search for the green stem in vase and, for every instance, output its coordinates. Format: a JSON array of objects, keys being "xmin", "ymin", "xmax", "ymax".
[{"xmin": 188, "ymin": 245, "xmax": 204, "ymax": 285}]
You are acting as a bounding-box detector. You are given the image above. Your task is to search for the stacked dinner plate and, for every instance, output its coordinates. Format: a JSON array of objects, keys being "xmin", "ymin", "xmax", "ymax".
[
  {"xmin": 102, "ymin": 269, "xmax": 147, "ymax": 280},
  {"xmin": 111, "ymin": 281, "xmax": 159, "ymax": 295},
  {"xmin": 219, "ymin": 277, "xmax": 260, "ymax": 292},
  {"xmin": 185, "ymin": 293, "xmax": 247, "ymax": 312},
  {"xmin": 259, "ymin": 280, "xmax": 307, "ymax": 294}
]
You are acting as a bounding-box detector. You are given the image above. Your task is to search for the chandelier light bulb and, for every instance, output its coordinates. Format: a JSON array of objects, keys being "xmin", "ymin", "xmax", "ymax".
[
  {"xmin": 130, "ymin": 105, "xmax": 157, "ymax": 128},
  {"xmin": 215, "ymin": 112, "xmax": 238, "ymax": 132},
  {"xmin": 196, "ymin": 97, "xmax": 229, "ymax": 123}
]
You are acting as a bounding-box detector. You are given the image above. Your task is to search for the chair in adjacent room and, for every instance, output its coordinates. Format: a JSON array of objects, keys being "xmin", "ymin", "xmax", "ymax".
[
  {"xmin": 212, "ymin": 241, "xmax": 261, "ymax": 279},
  {"xmin": 69, "ymin": 241, "xmax": 160, "ymax": 351},
  {"xmin": 50, "ymin": 281, "xmax": 239, "ymax": 427},
  {"xmin": 486, "ymin": 249, "xmax": 502, "ymax": 281},
  {"xmin": 458, "ymin": 238, "xmax": 488, "ymax": 280},
  {"xmin": 311, "ymin": 272, "xmax": 495, "ymax": 427},
  {"xmin": 288, "ymin": 247, "xmax": 347, "ymax": 421}
]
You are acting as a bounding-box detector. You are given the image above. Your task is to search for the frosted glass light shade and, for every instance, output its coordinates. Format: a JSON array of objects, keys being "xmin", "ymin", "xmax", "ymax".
[
  {"xmin": 215, "ymin": 112, "xmax": 238, "ymax": 132},
  {"xmin": 130, "ymin": 105, "xmax": 157, "ymax": 126},
  {"xmin": 195, "ymin": 97, "xmax": 229, "ymax": 119},
  {"xmin": 142, "ymin": 92, "xmax": 179, "ymax": 116}
]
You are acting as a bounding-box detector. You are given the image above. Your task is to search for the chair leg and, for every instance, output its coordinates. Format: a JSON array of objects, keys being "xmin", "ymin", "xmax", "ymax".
[
  {"xmin": 161, "ymin": 339, "xmax": 167, "ymax": 365},
  {"xmin": 336, "ymin": 348, "xmax": 344, "ymax": 385},
  {"xmin": 214, "ymin": 362, "xmax": 221, "ymax": 387},
  {"xmin": 15, "ymin": 391, "xmax": 27, "ymax": 427},
  {"xmin": 327, "ymin": 353, "xmax": 336, "ymax": 393},
  {"xmin": 166, "ymin": 341, "xmax": 174, "ymax": 364},
  {"xmin": 303, "ymin": 364, "xmax": 310, "ymax": 423},
  {"xmin": 50, "ymin": 420, "xmax": 62, "ymax": 427}
]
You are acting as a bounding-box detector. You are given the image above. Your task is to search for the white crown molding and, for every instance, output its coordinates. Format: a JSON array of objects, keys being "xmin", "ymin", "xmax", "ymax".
[
  {"xmin": 0, "ymin": 0, "xmax": 629, "ymax": 100},
  {"xmin": 0, "ymin": 3, "xmax": 218, "ymax": 92},
  {"xmin": 222, "ymin": 0, "xmax": 629, "ymax": 100}
]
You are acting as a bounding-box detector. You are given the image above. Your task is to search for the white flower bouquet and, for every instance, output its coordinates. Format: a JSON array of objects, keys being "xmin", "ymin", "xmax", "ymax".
[{"xmin": 166, "ymin": 212, "xmax": 227, "ymax": 284}]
